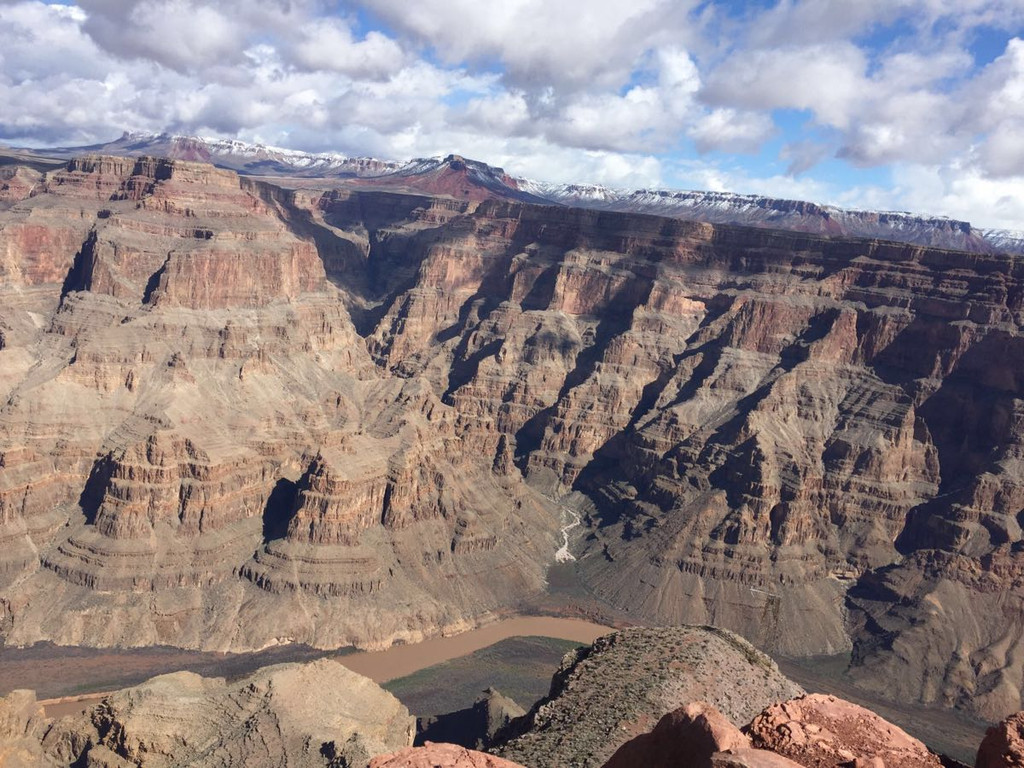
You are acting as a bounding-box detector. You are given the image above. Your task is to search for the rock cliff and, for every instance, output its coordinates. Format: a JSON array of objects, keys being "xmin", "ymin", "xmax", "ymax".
[
  {"xmin": 3, "ymin": 154, "xmax": 1024, "ymax": 722},
  {"xmin": 0, "ymin": 156, "xmax": 557, "ymax": 652}
]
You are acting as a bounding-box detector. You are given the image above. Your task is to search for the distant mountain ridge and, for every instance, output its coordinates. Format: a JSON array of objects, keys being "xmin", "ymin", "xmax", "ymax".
[{"xmin": 15, "ymin": 130, "xmax": 1024, "ymax": 253}]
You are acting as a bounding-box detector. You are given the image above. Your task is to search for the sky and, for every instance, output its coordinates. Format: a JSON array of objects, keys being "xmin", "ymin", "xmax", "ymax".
[{"xmin": 1, "ymin": 1, "xmax": 1023, "ymax": 230}]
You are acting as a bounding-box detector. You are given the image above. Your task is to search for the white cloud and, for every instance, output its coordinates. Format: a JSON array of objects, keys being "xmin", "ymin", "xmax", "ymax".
[
  {"xmin": 357, "ymin": 0, "xmax": 701, "ymax": 91},
  {"xmin": 1, "ymin": 0, "xmax": 1023, "ymax": 230},
  {"xmin": 78, "ymin": 0, "xmax": 249, "ymax": 72},
  {"xmin": 888, "ymin": 162, "xmax": 1024, "ymax": 229},
  {"xmin": 703, "ymin": 43, "xmax": 869, "ymax": 129},
  {"xmin": 689, "ymin": 108, "xmax": 776, "ymax": 154},
  {"xmin": 744, "ymin": 0, "xmax": 906, "ymax": 47},
  {"xmin": 290, "ymin": 19, "xmax": 406, "ymax": 80}
]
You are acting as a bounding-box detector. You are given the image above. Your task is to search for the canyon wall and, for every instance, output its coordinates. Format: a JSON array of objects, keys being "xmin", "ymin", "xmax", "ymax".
[
  {"xmin": 2, "ymin": 156, "xmax": 1023, "ymax": 720},
  {"xmin": 0, "ymin": 156, "xmax": 558, "ymax": 653}
]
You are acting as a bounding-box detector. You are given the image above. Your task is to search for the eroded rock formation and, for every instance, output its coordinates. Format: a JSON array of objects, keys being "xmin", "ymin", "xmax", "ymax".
[
  {"xmin": 0, "ymin": 659, "xmax": 414, "ymax": 767},
  {"xmin": 0, "ymin": 156, "xmax": 557, "ymax": 652},
  {"xmin": 3, "ymin": 153, "xmax": 1024, "ymax": 721},
  {"xmin": 977, "ymin": 711, "xmax": 1024, "ymax": 768}
]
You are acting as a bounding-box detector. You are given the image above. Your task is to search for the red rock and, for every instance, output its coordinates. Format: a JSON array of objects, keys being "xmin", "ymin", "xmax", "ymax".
[
  {"xmin": 711, "ymin": 748, "xmax": 809, "ymax": 768},
  {"xmin": 370, "ymin": 742, "xmax": 528, "ymax": 768},
  {"xmin": 976, "ymin": 711, "xmax": 1024, "ymax": 768},
  {"xmin": 603, "ymin": 701, "xmax": 750, "ymax": 768},
  {"xmin": 747, "ymin": 694, "xmax": 942, "ymax": 768}
]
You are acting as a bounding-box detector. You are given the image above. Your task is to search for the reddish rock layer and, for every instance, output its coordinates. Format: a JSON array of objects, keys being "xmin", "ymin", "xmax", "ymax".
[
  {"xmin": 370, "ymin": 743, "xmax": 527, "ymax": 768},
  {"xmin": 977, "ymin": 711, "xmax": 1024, "ymax": 768},
  {"xmin": 747, "ymin": 694, "xmax": 942, "ymax": 768}
]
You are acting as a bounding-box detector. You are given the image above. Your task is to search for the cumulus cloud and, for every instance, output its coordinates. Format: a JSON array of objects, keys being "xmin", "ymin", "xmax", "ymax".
[
  {"xmin": 77, "ymin": 0, "xmax": 252, "ymax": 72},
  {"xmin": 290, "ymin": 19, "xmax": 407, "ymax": 80},
  {"xmin": 1, "ymin": 0, "xmax": 1023, "ymax": 229},
  {"xmin": 357, "ymin": 0, "xmax": 701, "ymax": 91},
  {"xmin": 703, "ymin": 43, "xmax": 869, "ymax": 129},
  {"xmin": 689, "ymin": 109, "xmax": 776, "ymax": 154}
]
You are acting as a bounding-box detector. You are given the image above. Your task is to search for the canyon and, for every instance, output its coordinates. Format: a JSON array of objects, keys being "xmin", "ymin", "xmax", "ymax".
[
  {"xmin": 0, "ymin": 625, "xmax": 1017, "ymax": 767},
  {"xmin": 2, "ymin": 149, "xmax": 1024, "ymax": 734}
]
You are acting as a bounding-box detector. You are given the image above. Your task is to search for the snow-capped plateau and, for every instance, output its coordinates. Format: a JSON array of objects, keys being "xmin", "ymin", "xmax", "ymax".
[{"xmin": 12, "ymin": 131, "xmax": 1024, "ymax": 255}]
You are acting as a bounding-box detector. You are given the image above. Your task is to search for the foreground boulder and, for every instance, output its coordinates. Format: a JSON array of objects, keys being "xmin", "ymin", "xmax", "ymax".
[
  {"xmin": 494, "ymin": 626, "xmax": 803, "ymax": 767},
  {"xmin": 747, "ymin": 694, "xmax": 942, "ymax": 768},
  {"xmin": 710, "ymin": 750, "xmax": 809, "ymax": 768},
  {"xmin": 976, "ymin": 711, "xmax": 1024, "ymax": 768},
  {"xmin": 370, "ymin": 742, "xmax": 527, "ymax": 767},
  {"xmin": 0, "ymin": 659, "xmax": 414, "ymax": 767},
  {"xmin": 0, "ymin": 690, "xmax": 79, "ymax": 768},
  {"xmin": 603, "ymin": 702, "xmax": 750, "ymax": 767}
]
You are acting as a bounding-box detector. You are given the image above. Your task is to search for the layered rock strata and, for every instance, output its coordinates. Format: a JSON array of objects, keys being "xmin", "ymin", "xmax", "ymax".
[
  {"xmin": 0, "ymin": 156, "xmax": 557, "ymax": 652},
  {"xmin": 0, "ymin": 659, "xmax": 414, "ymax": 767},
  {"xmin": 3, "ymin": 154, "xmax": 1024, "ymax": 720},
  {"xmin": 309, "ymin": 194, "xmax": 1024, "ymax": 718}
]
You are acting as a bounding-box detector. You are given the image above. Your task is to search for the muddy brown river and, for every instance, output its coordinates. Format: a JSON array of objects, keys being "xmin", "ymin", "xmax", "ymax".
[
  {"xmin": 0, "ymin": 617, "xmax": 613, "ymax": 717},
  {"xmin": 0, "ymin": 617, "xmax": 989, "ymax": 762}
]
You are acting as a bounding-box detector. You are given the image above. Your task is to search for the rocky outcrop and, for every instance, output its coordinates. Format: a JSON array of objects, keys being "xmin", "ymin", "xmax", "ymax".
[
  {"xmin": 0, "ymin": 659, "xmax": 414, "ymax": 767},
  {"xmin": 494, "ymin": 626, "xmax": 802, "ymax": 768},
  {"xmin": 747, "ymin": 694, "xmax": 943, "ymax": 768},
  {"xmin": 976, "ymin": 711, "xmax": 1024, "ymax": 768},
  {"xmin": 0, "ymin": 689, "xmax": 79, "ymax": 767},
  {"xmin": 0, "ymin": 167, "xmax": 41, "ymax": 205},
  {"xmin": 603, "ymin": 702, "xmax": 751, "ymax": 768},
  {"xmin": 418, "ymin": 688, "xmax": 527, "ymax": 750},
  {"xmin": 370, "ymin": 743, "xmax": 528, "ymax": 768}
]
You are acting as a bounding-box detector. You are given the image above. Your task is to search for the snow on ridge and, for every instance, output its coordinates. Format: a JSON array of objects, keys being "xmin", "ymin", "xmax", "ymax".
[
  {"xmin": 89, "ymin": 136, "xmax": 1019, "ymax": 245},
  {"xmin": 116, "ymin": 131, "xmax": 410, "ymax": 175},
  {"xmin": 113, "ymin": 135, "xmax": 965, "ymax": 228},
  {"xmin": 523, "ymin": 179, "xmax": 970, "ymax": 228}
]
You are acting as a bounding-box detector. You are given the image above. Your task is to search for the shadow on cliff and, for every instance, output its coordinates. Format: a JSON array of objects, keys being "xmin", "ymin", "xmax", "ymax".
[
  {"xmin": 262, "ymin": 478, "xmax": 298, "ymax": 541},
  {"xmin": 242, "ymin": 179, "xmax": 456, "ymax": 339},
  {"xmin": 78, "ymin": 453, "xmax": 116, "ymax": 525},
  {"xmin": 513, "ymin": 280, "xmax": 654, "ymax": 477}
]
